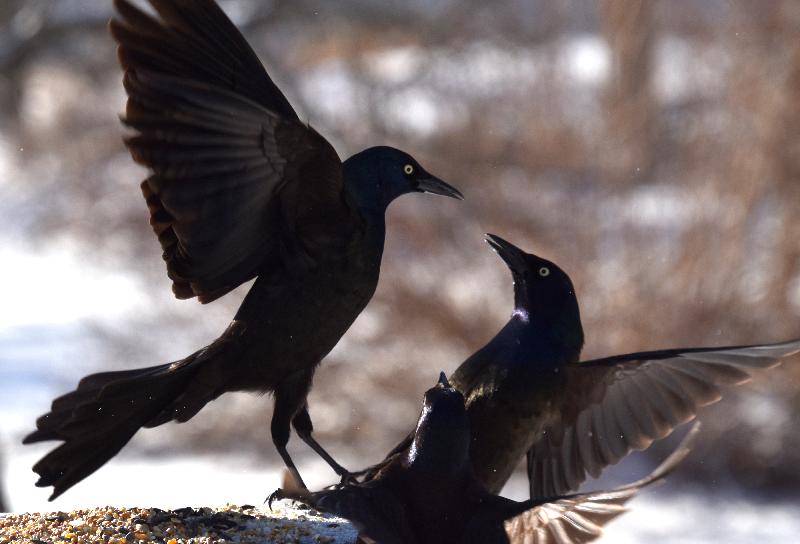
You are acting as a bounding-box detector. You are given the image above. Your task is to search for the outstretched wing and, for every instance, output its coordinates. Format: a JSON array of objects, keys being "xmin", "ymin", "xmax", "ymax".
[
  {"xmin": 506, "ymin": 423, "xmax": 697, "ymax": 544},
  {"xmin": 112, "ymin": 0, "xmax": 359, "ymax": 303},
  {"xmin": 112, "ymin": 0, "xmax": 298, "ymax": 119},
  {"xmin": 526, "ymin": 338, "xmax": 800, "ymax": 499}
]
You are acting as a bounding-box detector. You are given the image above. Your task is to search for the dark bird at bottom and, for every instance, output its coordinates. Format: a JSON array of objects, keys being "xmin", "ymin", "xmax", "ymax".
[
  {"xmin": 362, "ymin": 234, "xmax": 800, "ymax": 500},
  {"xmin": 23, "ymin": 0, "xmax": 463, "ymax": 500},
  {"xmin": 272, "ymin": 373, "xmax": 697, "ymax": 544}
]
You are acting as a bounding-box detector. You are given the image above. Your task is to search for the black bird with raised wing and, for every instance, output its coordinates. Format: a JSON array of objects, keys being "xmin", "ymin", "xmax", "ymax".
[
  {"xmin": 274, "ymin": 373, "xmax": 696, "ymax": 544},
  {"xmin": 363, "ymin": 234, "xmax": 799, "ymax": 501},
  {"xmin": 23, "ymin": 0, "xmax": 462, "ymax": 500}
]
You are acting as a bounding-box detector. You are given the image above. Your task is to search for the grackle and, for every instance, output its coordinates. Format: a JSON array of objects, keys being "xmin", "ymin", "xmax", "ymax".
[
  {"xmin": 273, "ymin": 373, "xmax": 696, "ymax": 544},
  {"xmin": 23, "ymin": 0, "xmax": 462, "ymax": 500},
  {"xmin": 363, "ymin": 234, "xmax": 800, "ymax": 500}
]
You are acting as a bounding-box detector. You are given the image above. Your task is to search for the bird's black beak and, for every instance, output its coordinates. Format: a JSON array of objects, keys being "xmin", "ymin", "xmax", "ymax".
[
  {"xmin": 437, "ymin": 371, "xmax": 450, "ymax": 388},
  {"xmin": 485, "ymin": 233, "xmax": 527, "ymax": 274},
  {"xmin": 416, "ymin": 176, "xmax": 464, "ymax": 200}
]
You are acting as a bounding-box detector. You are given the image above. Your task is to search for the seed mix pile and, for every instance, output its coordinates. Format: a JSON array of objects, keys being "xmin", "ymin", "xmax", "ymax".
[{"xmin": 0, "ymin": 502, "xmax": 358, "ymax": 544}]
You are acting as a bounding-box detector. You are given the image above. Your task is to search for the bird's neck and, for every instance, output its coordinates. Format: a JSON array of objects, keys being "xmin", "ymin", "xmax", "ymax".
[
  {"xmin": 406, "ymin": 414, "xmax": 470, "ymax": 476},
  {"xmin": 342, "ymin": 161, "xmax": 390, "ymax": 226},
  {"xmin": 507, "ymin": 310, "xmax": 584, "ymax": 364},
  {"xmin": 349, "ymin": 190, "xmax": 388, "ymax": 226},
  {"xmin": 406, "ymin": 440, "xmax": 470, "ymax": 478},
  {"xmin": 338, "ymin": 185, "xmax": 386, "ymax": 258}
]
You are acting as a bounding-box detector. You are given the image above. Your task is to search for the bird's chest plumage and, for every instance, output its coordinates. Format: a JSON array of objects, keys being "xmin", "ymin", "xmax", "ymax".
[
  {"xmin": 465, "ymin": 357, "xmax": 568, "ymax": 494},
  {"xmin": 233, "ymin": 231, "xmax": 382, "ymax": 384}
]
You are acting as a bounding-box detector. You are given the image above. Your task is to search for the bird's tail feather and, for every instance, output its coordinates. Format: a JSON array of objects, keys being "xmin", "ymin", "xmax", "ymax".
[{"xmin": 23, "ymin": 357, "xmax": 208, "ymax": 500}]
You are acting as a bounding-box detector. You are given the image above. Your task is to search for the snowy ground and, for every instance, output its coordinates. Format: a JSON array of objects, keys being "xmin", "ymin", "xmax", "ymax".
[{"xmin": 6, "ymin": 448, "xmax": 800, "ymax": 543}]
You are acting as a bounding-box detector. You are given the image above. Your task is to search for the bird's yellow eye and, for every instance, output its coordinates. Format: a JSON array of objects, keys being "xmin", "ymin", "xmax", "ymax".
[
  {"xmin": 539, "ymin": 267, "xmax": 550, "ymax": 277},
  {"xmin": 404, "ymin": 164, "xmax": 414, "ymax": 175}
]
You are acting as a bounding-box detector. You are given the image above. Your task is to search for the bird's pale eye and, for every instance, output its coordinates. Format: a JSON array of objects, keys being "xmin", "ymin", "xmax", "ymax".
[
  {"xmin": 538, "ymin": 267, "xmax": 550, "ymax": 277},
  {"xmin": 404, "ymin": 164, "xmax": 414, "ymax": 175}
]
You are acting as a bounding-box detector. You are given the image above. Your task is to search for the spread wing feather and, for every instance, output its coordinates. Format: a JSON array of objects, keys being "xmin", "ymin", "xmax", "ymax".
[
  {"xmin": 507, "ymin": 423, "xmax": 698, "ymax": 544},
  {"xmin": 112, "ymin": 0, "xmax": 298, "ymax": 119},
  {"xmin": 112, "ymin": 0, "xmax": 357, "ymax": 302},
  {"xmin": 527, "ymin": 339, "xmax": 800, "ymax": 499}
]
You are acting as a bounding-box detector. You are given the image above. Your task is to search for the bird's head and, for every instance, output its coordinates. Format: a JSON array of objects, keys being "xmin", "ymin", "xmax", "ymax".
[
  {"xmin": 407, "ymin": 372, "xmax": 471, "ymax": 474},
  {"xmin": 343, "ymin": 146, "xmax": 463, "ymax": 216},
  {"xmin": 485, "ymin": 234, "xmax": 584, "ymax": 355}
]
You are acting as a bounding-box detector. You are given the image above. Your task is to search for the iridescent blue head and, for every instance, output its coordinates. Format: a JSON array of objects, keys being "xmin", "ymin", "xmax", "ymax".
[
  {"xmin": 485, "ymin": 234, "xmax": 584, "ymax": 359},
  {"xmin": 406, "ymin": 372, "xmax": 470, "ymax": 474},
  {"xmin": 343, "ymin": 146, "xmax": 463, "ymax": 219}
]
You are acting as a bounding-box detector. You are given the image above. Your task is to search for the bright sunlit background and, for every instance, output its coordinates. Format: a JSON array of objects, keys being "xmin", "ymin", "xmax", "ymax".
[{"xmin": 1, "ymin": 1, "xmax": 799, "ymax": 541}]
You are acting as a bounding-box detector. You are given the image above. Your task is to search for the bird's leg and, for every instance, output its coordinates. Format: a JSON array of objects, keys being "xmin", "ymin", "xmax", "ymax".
[
  {"xmin": 292, "ymin": 404, "xmax": 356, "ymax": 484},
  {"xmin": 270, "ymin": 392, "xmax": 308, "ymax": 493}
]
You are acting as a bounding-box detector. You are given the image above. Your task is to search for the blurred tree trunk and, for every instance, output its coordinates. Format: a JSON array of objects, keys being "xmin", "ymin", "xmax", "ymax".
[
  {"xmin": 779, "ymin": 1, "xmax": 800, "ymax": 182},
  {"xmin": 601, "ymin": 0, "xmax": 656, "ymax": 185},
  {"xmin": 776, "ymin": 0, "xmax": 800, "ymax": 324}
]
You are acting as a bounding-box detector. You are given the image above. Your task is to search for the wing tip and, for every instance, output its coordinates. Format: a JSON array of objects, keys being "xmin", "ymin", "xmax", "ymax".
[{"xmin": 629, "ymin": 420, "xmax": 700, "ymax": 491}]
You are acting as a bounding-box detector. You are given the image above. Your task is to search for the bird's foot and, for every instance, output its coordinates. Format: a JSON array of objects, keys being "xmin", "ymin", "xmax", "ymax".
[
  {"xmin": 337, "ymin": 469, "xmax": 359, "ymax": 486},
  {"xmin": 266, "ymin": 484, "xmax": 314, "ymax": 511},
  {"xmin": 265, "ymin": 488, "xmax": 287, "ymax": 511},
  {"xmin": 266, "ymin": 468, "xmax": 312, "ymax": 509},
  {"xmin": 342, "ymin": 467, "xmax": 371, "ymax": 482}
]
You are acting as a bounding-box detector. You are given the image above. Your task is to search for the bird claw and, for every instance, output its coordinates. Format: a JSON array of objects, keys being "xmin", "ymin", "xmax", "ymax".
[
  {"xmin": 338, "ymin": 470, "xmax": 359, "ymax": 486},
  {"xmin": 342, "ymin": 467, "xmax": 369, "ymax": 482},
  {"xmin": 265, "ymin": 488, "xmax": 287, "ymax": 510}
]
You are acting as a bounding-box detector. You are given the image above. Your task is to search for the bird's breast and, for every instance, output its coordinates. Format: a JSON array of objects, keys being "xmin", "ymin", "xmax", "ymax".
[
  {"xmin": 465, "ymin": 366, "xmax": 567, "ymax": 494},
  {"xmin": 468, "ymin": 399, "xmax": 555, "ymax": 494},
  {"xmin": 231, "ymin": 239, "xmax": 381, "ymax": 384}
]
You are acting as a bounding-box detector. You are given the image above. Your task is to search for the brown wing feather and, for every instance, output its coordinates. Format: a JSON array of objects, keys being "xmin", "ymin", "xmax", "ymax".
[
  {"xmin": 112, "ymin": 0, "xmax": 358, "ymax": 302},
  {"xmin": 112, "ymin": 0, "xmax": 298, "ymax": 119},
  {"xmin": 508, "ymin": 423, "xmax": 698, "ymax": 544},
  {"xmin": 527, "ymin": 339, "xmax": 800, "ymax": 499}
]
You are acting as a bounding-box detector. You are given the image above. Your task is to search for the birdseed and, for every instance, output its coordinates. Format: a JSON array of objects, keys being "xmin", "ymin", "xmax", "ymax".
[{"xmin": 0, "ymin": 502, "xmax": 357, "ymax": 543}]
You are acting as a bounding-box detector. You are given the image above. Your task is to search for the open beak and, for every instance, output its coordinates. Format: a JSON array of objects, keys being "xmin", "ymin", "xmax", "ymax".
[
  {"xmin": 417, "ymin": 176, "xmax": 464, "ymax": 200},
  {"xmin": 485, "ymin": 233, "xmax": 528, "ymax": 274}
]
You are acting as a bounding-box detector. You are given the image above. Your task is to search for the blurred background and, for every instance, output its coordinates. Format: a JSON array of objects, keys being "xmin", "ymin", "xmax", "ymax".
[{"xmin": 1, "ymin": 0, "xmax": 799, "ymax": 541}]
